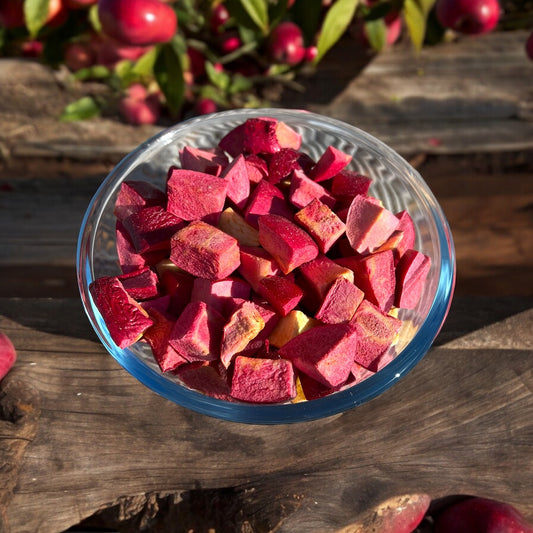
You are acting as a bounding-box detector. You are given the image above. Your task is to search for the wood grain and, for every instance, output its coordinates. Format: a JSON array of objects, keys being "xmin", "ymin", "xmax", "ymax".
[{"xmin": 0, "ymin": 296, "xmax": 531, "ymax": 532}]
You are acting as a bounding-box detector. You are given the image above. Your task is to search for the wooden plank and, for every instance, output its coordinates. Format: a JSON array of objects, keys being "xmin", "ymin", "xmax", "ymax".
[{"xmin": 1, "ymin": 296, "xmax": 532, "ymax": 532}]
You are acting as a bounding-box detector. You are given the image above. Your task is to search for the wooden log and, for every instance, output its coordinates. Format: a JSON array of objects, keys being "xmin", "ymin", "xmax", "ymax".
[{"xmin": 0, "ymin": 296, "xmax": 532, "ymax": 532}]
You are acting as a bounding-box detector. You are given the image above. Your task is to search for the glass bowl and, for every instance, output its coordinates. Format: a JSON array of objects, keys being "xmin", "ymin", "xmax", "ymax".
[{"xmin": 77, "ymin": 108, "xmax": 455, "ymax": 424}]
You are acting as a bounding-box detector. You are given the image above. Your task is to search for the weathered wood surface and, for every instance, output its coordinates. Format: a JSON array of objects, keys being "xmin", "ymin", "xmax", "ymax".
[{"xmin": 0, "ymin": 295, "xmax": 532, "ymax": 532}]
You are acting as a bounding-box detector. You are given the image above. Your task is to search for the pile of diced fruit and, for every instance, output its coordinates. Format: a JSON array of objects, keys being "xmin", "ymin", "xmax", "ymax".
[{"xmin": 89, "ymin": 116, "xmax": 431, "ymax": 404}]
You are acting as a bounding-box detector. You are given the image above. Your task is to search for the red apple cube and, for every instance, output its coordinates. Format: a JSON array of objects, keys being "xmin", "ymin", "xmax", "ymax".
[
  {"xmin": 266, "ymin": 147, "xmax": 301, "ymax": 184},
  {"xmin": 258, "ymin": 214, "xmax": 319, "ymax": 274},
  {"xmin": 0, "ymin": 331, "xmax": 16, "ymax": 381},
  {"xmin": 243, "ymin": 180, "xmax": 294, "ymax": 228},
  {"xmin": 220, "ymin": 153, "xmax": 250, "ymax": 209},
  {"xmin": 218, "ymin": 122, "xmax": 246, "ymax": 157},
  {"xmin": 395, "ymin": 249, "xmax": 431, "ymax": 309},
  {"xmin": 220, "ymin": 301, "xmax": 266, "ymax": 368},
  {"xmin": 174, "ymin": 362, "xmax": 232, "ymax": 400},
  {"xmin": 331, "ymin": 170, "xmax": 372, "ymax": 205},
  {"xmin": 190, "ymin": 276, "xmax": 251, "ymax": 317},
  {"xmin": 309, "ymin": 145, "xmax": 352, "ymax": 182},
  {"xmin": 238, "ymin": 245, "xmax": 282, "ymax": 290},
  {"xmin": 337, "ymin": 250, "xmax": 396, "ymax": 312},
  {"xmin": 315, "ymin": 276, "xmax": 364, "ymax": 324},
  {"xmin": 345, "ymin": 195, "xmax": 400, "ymax": 254},
  {"xmin": 238, "ymin": 301, "xmax": 280, "ymax": 357},
  {"xmin": 114, "ymin": 179, "xmax": 166, "ymax": 221},
  {"xmin": 169, "ymin": 301, "xmax": 225, "ymax": 362},
  {"xmin": 122, "ymin": 205, "xmax": 185, "ymax": 254},
  {"xmin": 274, "ymin": 120, "xmax": 302, "ymax": 151},
  {"xmin": 230, "ymin": 356, "xmax": 296, "ymax": 403},
  {"xmin": 350, "ymin": 361, "xmax": 375, "ymax": 384},
  {"xmin": 294, "ymin": 198, "xmax": 345, "ymax": 253},
  {"xmin": 297, "ymin": 372, "xmax": 343, "ymax": 401},
  {"xmin": 257, "ymin": 275, "xmax": 304, "ymax": 316},
  {"xmin": 394, "ymin": 210, "xmax": 416, "ymax": 258},
  {"xmin": 170, "ymin": 221, "xmax": 240, "ymax": 280},
  {"xmin": 167, "ymin": 167, "xmax": 227, "ymax": 224},
  {"xmin": 118, "ymin": 265, "xmax": 159, "ymax": 300},
  {"xmin": 116, "ymin": 219, "xmax": 149, "ymax": 274},
  {"xmin": 155, "ymin": 260, "xmax": 195, "ymax": 317},
  {"xmin": 244, "ymin": 154, "xmax": 268, "ymax": 183},
  {"xmin": 179, "ymin": 145, "xmax": 228, "ymax": 176},
  {"xmin": 278, "ymin": 322, "xmax": 358, "ymax": 388},
  {"xmin": 89, "ymin": 276, "xmax": 153, "ymax": 348},
  {"xmin": 288, "ymin": 169, "xmax": 336, "ymax": 210},
  {"xmin": 242, "ymin": 117, "xmax": 301, "ymax": 155}
]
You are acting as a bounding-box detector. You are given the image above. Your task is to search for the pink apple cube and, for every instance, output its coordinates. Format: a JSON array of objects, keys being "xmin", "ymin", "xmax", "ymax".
[
  {"xmin": 243, "ymin": 180, "xmax": 294, "ymax": 228},
  {"xmin": 395, "ymin": 249, "xmax": 431, "ymax": 309},
  {"xmin": 114, "ymin": 179, "xmax": 166, "ymax": 221},
  {"xmin": 118, "ymin": 265, "xmax": 160, "ymax": 301},
  {"xmin": 257, "ymin": 275, "xmax": 304, "ymax": 316},
  {"xmin": 220, "ymin": 153, "xmax": 250, "ymax": 210},
  {"xmin": 288, "ymin": 169, "xmax": 336, "ymax": 210},
  {"xmin": 179, "ymin": 145, "xmax": 228, "ymax": 176},
  {"xmin": 238, "ymin": 245, "xmax": 281, "ymax": 291},
  {"xmin": 190, "ymin": 276, "xmax": 252, "ymax": 317},
  {"xmin": 315, "ymin": 276, "xmax": 364, "ymax": 324},
  {"xmin": 308, "ymin": 145, "xmax": 352, "ymax": 182}
]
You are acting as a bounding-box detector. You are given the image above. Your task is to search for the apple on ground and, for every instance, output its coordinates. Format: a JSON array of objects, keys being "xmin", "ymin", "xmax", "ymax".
[{"xmin": 0, "ymin": 332, "xmax": 16, "ymax": 381}]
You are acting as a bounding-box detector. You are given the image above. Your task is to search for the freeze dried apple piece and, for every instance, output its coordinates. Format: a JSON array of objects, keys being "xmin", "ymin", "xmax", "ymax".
[
  {"xmin": 238, "ymin": 300, "xmax": 280, "ymax": 357},
  {"xmin": 89, "ymin": 276, "xmax": 153, "ymax": 349},
  {"xmin": 118, "ymin": 266, "xmax": 159, "ymax": 301},
  {"xmin": 220, "ymin": 154, "xmax": 250, "ymax": 210},
  {"xmin": 288, "ymin": 169, "xmax": 336, "ymax": 210},
  {"xmin": 114, "ymin": 180, "xmax": 166, "ymax": 221},
  {"xmin": 170, "ymin": 221, "xmax": 240, "ymax": 280},
  {"xmin": 230, "ymin": 356, "xmax": 296, "ymax": 403},
  {"xmin": 179, "ymin": 146, "xmax": 228, "ymax": 176},
  {"xmin": 190, "ymin": 276, "xmax": 251, "ymax": 317},
  {"xmin": 218, "ymin": 208, "xmax": 260, "ymax": 247},
  {"xmin": 169, "ymin": 301, "xmax": 225, "ymax": 362},
  {"xmin": 258, "ymin": 214, "xmax": 319, "ymax": 274},
  {"xmin": 395, "ymin": 249, "xmax": 431, "ymax": 309},
  {"xmin": 345, "ymin": 194, "xmax": 400, "ymax": 254},
  {"xmin": 315, "ymin": 276, "xmax": 364, "ymax": 324},
  {"xmin": 244, "ymin": 154, "xmax": 268, "ymax": 183},
  {"xmin": 257, "ymin": 275, "xmax": 303, "ymax": 317},
  {"xmin": 155, "ymin": 260, "xmax": 195, "ymax": 317},
  {"xmin": 308, "ymin": 145, "xmax": 352, "ymax": 183},
  {"xmin": 116, "ymin": 220, "xmax": 150, "ymax": 274},
  {"xmin": 122, "ymin": 205, "xmax": 185, "ymax": 254},
  {"xmin": 238, "ymin": 245, "xmax": 281, "ymax": 290},
  {"xmin": 331, "ymin": 170, "xmax": 372, "ymax": 205},
  {"xmin": 297, "ymin": 372, "xmax": 343, "ymax": 401},
  {"xmin": 394, "ymin": 210, "xmax": 416, "ymax": 259},
  {"xmin": 174, "ymin": 362, "xmax": 232, "ymax": 400},
  {"xmin": 350, "ymin": 299, "xmax": 402, "ymax": 369},
  {"xmin": 167, "ymin": 167, "xmax": 227, "ymax": 224},
  {"xmin": 337, "ymin": 250, "xmax": 396, "ymax": 312},
  {"xmin": 266, "ymin": 148, "xmax": 301, "ymax": 184},
  {"xmin": 243, "ymin": 180, "xmax": 294, "ymax": 228},
  {"xmin": 269, "ymin": 309, "xmax": 318, "ymax": 348},
  {"xmin": 220, "ymin": 301, "xmax": 266, "ymax": 368},
  {"xmin": 278, "ymin": 322, "xmax": 358, "ymax": 388},
  {"xmin": 218, "ymin": 122, "xmax": 246, "ymax": 157},
  {"xmin": 242, "ymin": 117, "xmax": 302, "ymax": 155},
  {"xmin": 294, "ymin": 198, "xmax": 345, "ymax": 254}
]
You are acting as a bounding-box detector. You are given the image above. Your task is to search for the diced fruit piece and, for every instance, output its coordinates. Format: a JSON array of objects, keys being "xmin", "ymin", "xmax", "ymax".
[
  {"xmin": 395, "ymin": 249, "xmax": 431, "ymax": 309},
  {"xmin": 219, "ymin": 122, "xmax": 246, "ymax": 157},
  {"xmin": 169, "ymin": 301, "xmax": 225, "ymax": 362},
  {"xmin": 257, "ymin": 275, "xmax": 303, "ymax": 316},
  {"xmin": 174, "ymin": 362, "xmax": 232, "ymax": 400},
  {"xmin": 238, "ymin": 246, "xmax": 281, "ymax": 290},
  {"xmin": 288, "ymin": 169, "xmax": 336, "ymax": 210},
  {"xmin": 179, "ymin": 146, "xmax": 228, "ymax": 176},
  {"xmin": 350, "ymin": 300, "xmax": 402, "ymax": 369},
  {"xmin": 218, "ymin": 207, "xmax": 260, "ymax": 246},
  {"xmin": 238, "ymin": 301, "xmax": 280, "ymax": 357},
  {"xmin": 242, "ymin": 117, "xmax": 301, "ymax": 154},
  {"xmin": 170, "ymin": 221, "xmax": 240, "ymax": 280},
  {"xmin": 266, "ymin": 148, "xmax": 301, "ymax": 184},
  {"xmin": 269, "ymin": 309, "xmax": 318, "ymax": 348},
  {"xmin": 220, "ymin": 301, "xmax": 266, "ymax": 368},
  {"xmin": 274, "ymin": 120, "xmax": 302, "ymax": 150},
  {"xmin": 337, "ymin": 250, "xmax": 396, "ymax": 312},
  {"xmin": 309, "ymin": 145, "xmax": 352, "ymax": 182},
  {"xmin": 122, "ymin": 205, "xmax": 185, "ymax": 253},
  {"xmin": 297, "ymin": 372, "xmax": 343, "ymax": 400},
  {"xmin": 345, "ymin": 195, "xmax": 400, "ymax": 254},
  {"xmin": 298, "ymin": 254, "xmax": 354, "ymax": 303},
  {"xmin": 220, "ymin": 154, "xmax": 250, "ymax": 209},
  {"xmin": 230, "ymin": 356, "xmax": 296, "ymax": 403},
  {"xmin": 351, "ymin": 361, "xmax": 375, "ymax": 384},
  {"xmin": 243, "ymin": 180, "xmax": 294, "ymax": 228},
  {"xmin": 190, "ymin": 277, "xmax": 251, "ymax": 316},
  {"xmin": 155, "ymin": 260, "xmax": 195, "ymax": 316},
  {"xmin": 331, "ymin": 170, "xmax": 372, "ymax": 205},
  {"xmin": 167, "ymin": 167, "xmax": 227, "ymax": 224},
  {"xmin": 118, "ymin": 266, "xmax": 159, "ymax": 300},
  {"xmin": 374, "ymin": 230, "xmax": 405, "ymax": 260},
  {"xmin": 294, "ymin": 198, "xmax": 345, "ymax": 253},
  {"xmin": 116, "ymin": 220, "xmax": 149, "ymax": 274},
  {"xmin": 0, "ymin": 331, "xmax": 16, "ymax": 381},
  {"xmin": 89, "ymin": 276, "xmax": 153, "ymax": 348},
  {"xmin": 142, "ymin": 300, "xmax": 188, "ymax": 372},
  {"xmin": 394, "ymin": 210, "xmax": 416, "ymax": 258},
  {"xmin": 315, "ymin": 276, "xmax": 364, "ymax": 324},
  {"xmin": 114, "ymin": 180, "xmax": 166, "ymax": 221},
  {"xmin": 258, "ymin": 214, "xmax": 319, "ymax": 274},
  {"xmin": 279, "ymin": 322, "xmax": 358, "ymax": 388},
  {"xmin": 244, "ymin": 154, "xmax": 269, "ymax": 183}
]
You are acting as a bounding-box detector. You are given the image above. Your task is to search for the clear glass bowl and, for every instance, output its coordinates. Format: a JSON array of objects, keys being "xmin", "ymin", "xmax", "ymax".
[{"xmin": 77, "ymin": 108, "xmax": 456, "ymax": 424}]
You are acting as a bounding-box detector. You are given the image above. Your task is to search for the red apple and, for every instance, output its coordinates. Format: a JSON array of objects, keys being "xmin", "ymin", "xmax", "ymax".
[
  {"xmin": 434, "ymin": 496, "xmax": 533, "ymax": 533},
  {"xmin": 195, "ymin": 98, "xmax": 218, "ymax": 116},
  {"xmin": 98, "ymin": 0, "xmax": 177, "ymax": 46},
  {"xmin": 0, "ymin": 332, "xmax": 16, "ymax": 381},
  {"xmin": 435, "ymin": 0, "xmax": 500, "ymax": 35},
  {"xmin": 267, "ymin": 21, "xmax": 306, "ymax": 65},
  {"xmin": 210, "ymin": 3, "xmax": 230, "ymax": 33},
  {"xmin": 64, "ymin": 41, "xmax": 96, "ymax": 71},
  {"xmin": 119, "ymin": 85, "xmax": 161, "ymax": 125}
]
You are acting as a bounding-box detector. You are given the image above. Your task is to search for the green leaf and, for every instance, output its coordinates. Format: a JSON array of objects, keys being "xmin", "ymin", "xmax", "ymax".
[
  {"xmin": 88, "ymin": 4, "xmax": 102, "ymax": 33},
  {"xmin": 205, "ymin": 61, "xmax": 231, "ymax": 91},
  {"xmin": 24, "ymin": 0, "xmax": 51, "ymax": 38},
  {"xmin": 73, "ymin": 65, "xmax": 111, "ymax": 81},
  {"xmin": 132, "ymin": 46, "xmax": 158, "ymax": 78},
  {"xmin": 60, "ymin": 96, "xmax": 101, "ymax": 122},
  {"xmin": 239, "ymin": 0, "xmax": 269, "ymax": 34},
  {"xmin": 364, "ymin": 18, "xmax": 387, "ymax": 51},
  {"xmin": 154, "ymin": 40, "xmax": 185, "ymax": 116},
  {"xmin": 315, "ymin": 0, "xmax": 359, "ymax": 64},
  {"xmin": 268, "ymin": 0, "xmax": 288, "ymax": 28},
  {"xmin": 403, "ymin": 0, "xmax": 436, "ymax": 51},
  {"xmin": 228, "ymin": 73, "xmax": 253, "ymax": 94}
]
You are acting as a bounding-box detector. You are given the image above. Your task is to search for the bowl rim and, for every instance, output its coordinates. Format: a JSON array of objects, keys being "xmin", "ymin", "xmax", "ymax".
[{"xmin": 77, "ymin": 108, "xmax": 456, "ymax": 425}]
